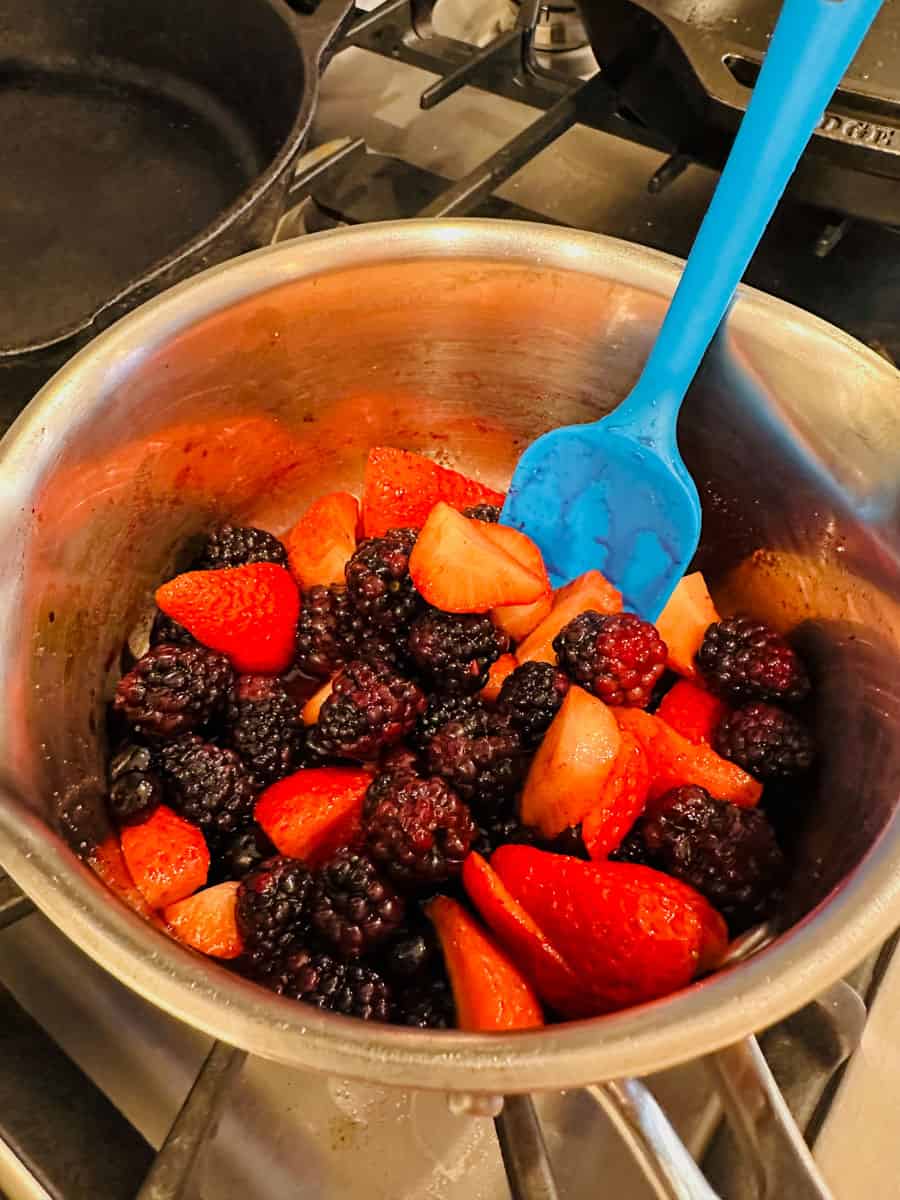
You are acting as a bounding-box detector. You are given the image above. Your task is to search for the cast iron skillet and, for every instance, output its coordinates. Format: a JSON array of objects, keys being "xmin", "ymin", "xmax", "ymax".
[
  {"xmin": 0, "ymin": 0, "xmax": 353, "ymax": 380},
  {"xmin": 581, "ymin": 0, "xmax": 900, "ymax": 224}
]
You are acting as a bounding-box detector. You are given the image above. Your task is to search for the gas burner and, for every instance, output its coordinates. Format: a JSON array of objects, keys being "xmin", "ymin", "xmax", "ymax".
[
  {"xmin": 430, "ymin": 0, "xmax": 597, "ymax": 76},
  {"xmin": 519, "ymin": 0, "xmax": 589, "ymax": 54},
  {"xmin": 519, "ymin": 0, "xmax": 598, "ymax": 76},
  {"xmin": 531, "ymin": 4, "xmax": 598, "ymax": 77}
]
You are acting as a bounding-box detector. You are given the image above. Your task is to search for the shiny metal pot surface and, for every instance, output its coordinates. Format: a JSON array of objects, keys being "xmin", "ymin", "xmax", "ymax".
[{"xmin": 0, "ymin": 220, "xmax": 899, "ymax": 1097}]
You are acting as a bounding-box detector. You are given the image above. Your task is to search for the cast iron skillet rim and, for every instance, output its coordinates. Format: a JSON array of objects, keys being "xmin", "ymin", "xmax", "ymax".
[
  {"xmin": 0, "ymin": 0, "xmax": 331, "ymax": 359},
  {"xmin": 1, "ymin": 219, "xmax": 899, "ymax": 1090}
]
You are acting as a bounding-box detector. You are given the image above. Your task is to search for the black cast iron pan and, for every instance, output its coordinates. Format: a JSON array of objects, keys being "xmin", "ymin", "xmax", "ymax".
[
  {"xmin": 0, "ymin": 0, "xmax": 353, "ymax": 391},
  {"xmin": 581, "ymin": 0, "xmax": 900, "ymax": 225}
]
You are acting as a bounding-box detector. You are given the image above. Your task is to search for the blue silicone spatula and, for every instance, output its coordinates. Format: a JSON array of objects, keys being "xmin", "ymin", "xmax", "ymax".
[{"xmin": 500, "ymin": 0, "xmax": 883, "ymax": 621}]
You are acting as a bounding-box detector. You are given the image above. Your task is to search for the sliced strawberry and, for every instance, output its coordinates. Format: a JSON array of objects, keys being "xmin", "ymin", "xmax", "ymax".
[
  {"xmin": 164, "ymin": 881, "xmax": 244, "ymax": 959},
  {"xmin": 120, "ymin": 805, "xmax": 209, "ymax": 910},
  {"xmin": 480, "ymin": 523, "xmax": 549, "ymax": 577},
  {"xmin": 520, "ymin": 685, "xmax": 621, "ymax": 836},
  {"xmin": 409, "ymin": 503, "xmax": 547, "ymax": 613},
  {"xmin": 285, "ymin": 492, "xmax": 359, "ymax": 588},
  {"xmin": 462, "ymin": 852, "xmax": 585, "ymax": 1017},
  {"xmin": 657, "ymin": 680, "xmax": 730, "ymax": 745},
  {"xmin": 426, "ymin": 895, "xmax": 543, "ymax": 1031},
  {"xmin": 581, "ymin": 730, "xmax": 650, "ymax": 859},
  {"xmin": 302, "ymin": 678, "xmax": 333, "ymax": 725},
  {"xmin": 156, "ymin": 562, "xmax": 300, "ymax": 675},
  {"xmin": 362, "ymin": 446, "xmax": 505, "ymax": 538},
  {"xmin": 492, "ymin": 846, "xmax": 728, "ymax": 1014},
  {"xmin": 516, "ymin": 569, "xmax": 623, "ymax": 665},
  {"xmin": 480, "ymin": 652, "xmax": 518, "ymax": 702},
  {"xmin": 88, "ymin": 835, "xmax": 157, "ymax": 920},
  {"xmin": 254, "ymin": 766, "xmax": 370, "ymax": 864},
  {"xmin": 493, "ymin": 592, "xmax": 552, "ymax": 644},
  {"xmin": 655, "ymin": 572, "xmax": 720, "ymax": 678},
  {"xmin": 484, "ymin": 523, "xmax": 553, "ymax": 641},
  {"xmin": 617, "ymin": 709, "xmax": 762, "ymax": 808}
]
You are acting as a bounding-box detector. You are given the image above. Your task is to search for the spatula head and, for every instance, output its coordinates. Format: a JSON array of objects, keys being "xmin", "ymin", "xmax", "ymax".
[{"xmin": 500, "ymin": 424, "xmax": 701, "ymax": 621}]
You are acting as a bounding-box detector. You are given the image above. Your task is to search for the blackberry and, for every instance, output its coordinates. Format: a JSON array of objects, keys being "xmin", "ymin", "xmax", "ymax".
[
  {"xmin": 210, "ymin": 825, "xmax": 277, "ymax": 884},
  {"xmin": 310, "ymin": 849, "xmax": 405, "ymax": 957},
  {"xmin": 714, "ymin": 702, "xmax": 815, "ymax": 779},
  {"xmin": 473, "ymin": 812, "xmax": 541, "ymax": 857},
  {"xmin": 295, "ymin": 586, "xmax": 406, "ymax": 679},
  {"xmin": 195, "ymin": 524, "xmax": 287, "ymax": 571},
  {"xmin": 408, "ymin": 609, "xmax": 509, "ymax": 695},
  {"xmin": 544, "ymin": 824, "xmax": 590, "ymax": 859},
  {"xmin": 363, "ymin": 769, "xmax": 475, "ymax": 888},
  {"xmin": 294, "ymin": 585, "xmax": 360, "ymax": 678},
  {"xmin": 108, "ymin": 743, "xmax": 163, "ymax": 827},
  {"xmin": 308, "ymin": 658, "xmax": 426, "ymax": 761},
  {"xmin": 497, "ymin": 661, "xmax": 570, "ymax": 745},
  {"xmin": 379, "ymin": 744, "xmax": 421, "ymax": 776},
  {"xmin": 640, "ymin": 786, "xmax": 786, "ymax": 931},
  {"xmin": 226, "ymin": 675, "xmax": 303, "ymax": 786},
  {"xmin": 149, "ymin": 610, "xmax": 197, "ymax": 648},
  {"xmin": 363, "ymin": 757, "xmax": 420, "ymax": 810},
  {"xmin": 159, "ymin": 737, "xmax": 257, "ymax": 837},
  {"xmin": 295, "ymin": 726, "xmax": 347, "ymax": 770},
  {"xmin": 394, "ymin": 976, "xmax": 456, "ymax": 1029},
  {"xmin": 426, "ymin": 708, "xmax": 525, "ymax": 810},
  {"xmin": 114, "ymin": 643, "xmax": 234, "ymax": 740},
  {"xmin": 383, "ymin": 927, "xmax": 440, "ymax": 982},
  {"xmin": 462, "ymin": 504, "xmax": 501, "ymax": 523},
  {"xmin": 696, "ymin": 617, "xmax": 810, "ymax": 705},
  {"xmin": 608, "ymin": 828, "xmax": 651, "ymax": 865},
  {"xmin": 269, "ymin": 951, "xmax": 392, "ymax": 1021},
  {"xmin": 344, "ymin": 528, "xmax": 422, "ymax": 632},
  {"xmin": 553, "ymin": 611, "xmax": 667, "ymax": 708},
  {"xmin": 236, "ymin": 856, "xmax": 315, "ymax": 974},
  {"xmin": 411, "ymin": 693, "xmax": 484, "ymax": 753}
]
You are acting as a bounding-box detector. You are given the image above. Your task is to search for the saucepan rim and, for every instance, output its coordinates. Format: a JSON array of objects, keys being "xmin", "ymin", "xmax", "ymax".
[{"xmin": 1, "ymin": 219, "xmax": 898, "ymax": 1092}]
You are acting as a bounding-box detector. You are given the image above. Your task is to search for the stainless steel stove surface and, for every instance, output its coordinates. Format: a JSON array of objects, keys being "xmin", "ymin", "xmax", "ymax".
[
  {"xmin": 2, "ymin": 1, "xmax": 900, "ymax": 1196},
  {"xmin": 0, "ymin": 905, "xmax": 883, "ymax": 1200}
]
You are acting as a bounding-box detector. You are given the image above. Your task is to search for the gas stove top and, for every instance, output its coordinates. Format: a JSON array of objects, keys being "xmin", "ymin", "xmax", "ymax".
[
  {"xmin": 298, "ymin": 0, "xmax": 900, "ymax": 362},
  {"xmin": 1, "ymin": 895, "xmax": 892, "ymax": 1200},
  {"xmin": 2, "ymin": 2, "xmax": 900, "ymax": 1197}
]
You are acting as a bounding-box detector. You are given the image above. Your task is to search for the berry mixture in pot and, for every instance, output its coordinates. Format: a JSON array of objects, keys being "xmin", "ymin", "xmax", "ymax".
[{"xmin": 103, "ymin": 446, "xmax": 816, "ymax": 1031}]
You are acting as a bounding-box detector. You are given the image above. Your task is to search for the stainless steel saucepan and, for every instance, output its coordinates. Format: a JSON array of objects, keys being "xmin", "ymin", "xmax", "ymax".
[{"xmin": 0, "ymin": 221, "xmax": 898, "ymax": 1196}]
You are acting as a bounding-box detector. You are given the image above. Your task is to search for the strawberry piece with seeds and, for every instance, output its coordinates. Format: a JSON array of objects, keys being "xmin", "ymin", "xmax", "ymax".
[
  {"xmin": 581, "ymin": 730, "xmax": 650, "ymax": 859},
  {"xmin": 617, "ymin": 708, "xmax": 762, "ymax": 809},
  {"xmin": 492, "ymin": 845, "xmax": 728, "ymax": 1013},
  {"xmin": 164, "ymin": 880, "xmax": 244, "ymax": 959},
  {"xmin": 156, "ymin": 562, "xmax": 300, "ymax": 675},
  {"xmin": 409, "ymin": 503, "xmax": 547, "ymax": 613},
  {"xmin": 254, "ymin": 766, "xmax": 370, "ymax": 865},
  {"xmin": 516, "ymin": 569, "xmax": 623, "ymax": 665},
  {"xmin": 426, "ymin": 894, "xmax": 543, "ymax": 1031},
  {"xmin": 362, "ymin": 446, "xmax": 505, "ymax": 538},
  {"xmin": 480, "ymin": 652, "xmax": 518, "ymax": 702},
  {"xmin": 462, "ymin": 852, "xmax": 585, "ymax": 1017},
  {"xmin": 494, "ymin": 592, "xmax": 552, "ymax": 644},
  {"xmin": 520, "ymin": 685, "xmax": 621, "ymax": 837},
  {"xmin": 88, "ymin": 835, "xmax": 157, "ymax": 920},
  {"xmin": 485, "ymin": 523, "xmax": 553, "ymax": 641},
  {"xmin": 657, "ymin": 679, "xmax": 730, "ymax": 745},
  {"xmin": 285, "ymin": 492, "xmax": 360, "ymax": 588},
  {"xmin": 655, "ymin": 572, "xmax": 720, "ymax": 678},
  {"xmin": 120, "ymin": 805, "xmax": 210, "ymax": 910}
]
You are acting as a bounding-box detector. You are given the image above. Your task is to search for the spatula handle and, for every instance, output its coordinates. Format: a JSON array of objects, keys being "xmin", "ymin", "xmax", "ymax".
[{"xmin": 624, "ymin": 0, "xmax": 883, "ymax": 432}]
